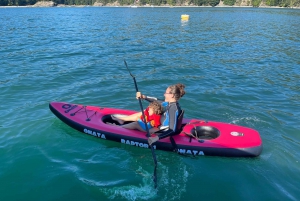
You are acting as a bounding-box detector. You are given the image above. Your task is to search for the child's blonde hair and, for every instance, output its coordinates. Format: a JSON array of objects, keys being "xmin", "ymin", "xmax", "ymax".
[{"xmin": 149, "ymin": 101, "xmax": 163, "ymax": 115}]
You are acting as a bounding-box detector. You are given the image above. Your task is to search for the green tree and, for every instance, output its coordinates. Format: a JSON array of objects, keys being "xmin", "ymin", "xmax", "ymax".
[
  {"xmin": 209, "ymin": 0, "xmax": 219, "ymax": 6},
  {"xmin": 252, "ymin": 0, "xmax": 261, "ymax": 6},
  {"xmin": 266, "ymin": 0, "xmax": 278, "ymax": 5},
  {"xmin": 224, "ymin": 0, "xmax": 235, "ymax": 5},
  {"xmin": 166, "ymin": 0, "xmax": 175, "ymax": 5},
  {"xmin": 0, "ymin": 0, "xmax": 8, "ymax": 5},
  {"xmin": 53, "ymin": 0, "xmax": 65, "ymax": 4},
  {"xmin": 192, "ymin": 0, "xmax": 207, "ymax": 5}
]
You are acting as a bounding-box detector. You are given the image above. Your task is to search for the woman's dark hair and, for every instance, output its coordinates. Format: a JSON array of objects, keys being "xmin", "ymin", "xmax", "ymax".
[{"xmin": 169, "ymin": 83, "xmax": 186, "ymax": 101}]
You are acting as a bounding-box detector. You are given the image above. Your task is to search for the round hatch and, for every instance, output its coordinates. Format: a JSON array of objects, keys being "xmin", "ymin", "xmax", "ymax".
[{"xmin": 191, "ymin": 126, "xmax": 220, "ymax": 140}]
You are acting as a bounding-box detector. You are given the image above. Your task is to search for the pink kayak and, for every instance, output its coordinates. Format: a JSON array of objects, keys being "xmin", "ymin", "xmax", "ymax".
[{"xmin": 49, "ymin": 102, "xmax": 263, "ymax": 157}]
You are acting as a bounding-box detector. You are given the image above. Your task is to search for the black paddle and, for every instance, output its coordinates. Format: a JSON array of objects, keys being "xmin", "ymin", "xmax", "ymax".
[{"xmin": 124, "ymin": 60, "xmax": 158, "ymax": 188}]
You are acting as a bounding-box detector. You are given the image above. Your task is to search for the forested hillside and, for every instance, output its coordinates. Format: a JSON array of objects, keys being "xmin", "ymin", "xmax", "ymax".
[{"xmin": 1, "ymin": 0, "xmax": 300, "ymax": 9}]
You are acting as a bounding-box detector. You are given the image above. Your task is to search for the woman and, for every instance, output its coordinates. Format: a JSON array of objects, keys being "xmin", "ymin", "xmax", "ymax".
[{"xmin": 112, "ymin": 83, "xmax": 186, "ymax": 145}]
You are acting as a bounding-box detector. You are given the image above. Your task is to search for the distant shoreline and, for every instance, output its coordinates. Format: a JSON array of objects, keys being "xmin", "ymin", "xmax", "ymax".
[
  {"xmin": 0, "ymin": 1, "xmax": 300, "ymax": 9},
  {"xmin": 0, "ymin": 5, "xmax": 300, "ymax": 9}
]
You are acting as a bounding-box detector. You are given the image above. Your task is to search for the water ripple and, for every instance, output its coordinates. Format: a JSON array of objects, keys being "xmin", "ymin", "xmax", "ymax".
[{"xmin": 1, "ymin": 7, "xmax": 300, "ymax": 201}]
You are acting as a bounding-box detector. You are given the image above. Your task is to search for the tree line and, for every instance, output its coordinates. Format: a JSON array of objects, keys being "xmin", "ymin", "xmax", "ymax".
[{"xmin": 1, "ymin": 0, "xmax": 299, "ymax": 8}]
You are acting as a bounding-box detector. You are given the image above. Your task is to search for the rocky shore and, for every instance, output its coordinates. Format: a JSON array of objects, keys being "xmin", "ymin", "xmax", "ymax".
[{"xmin": 1, "ymin": 1, "xmax": 299, "ymax": 8}]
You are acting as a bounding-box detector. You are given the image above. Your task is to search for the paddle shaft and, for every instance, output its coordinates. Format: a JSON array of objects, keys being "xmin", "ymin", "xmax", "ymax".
[
  {"xmin": 124, "ymin": 60, "xmax": 158, "ymax": 166},
  {"xmin": 132, "ymin": 78, "xmax": 149, "ymax": 135}
]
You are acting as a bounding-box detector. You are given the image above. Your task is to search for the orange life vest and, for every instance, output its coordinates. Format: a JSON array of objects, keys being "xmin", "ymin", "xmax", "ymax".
[{"xmin": 140, "ymin": 107, "xmax": 161, "ymax": 128}]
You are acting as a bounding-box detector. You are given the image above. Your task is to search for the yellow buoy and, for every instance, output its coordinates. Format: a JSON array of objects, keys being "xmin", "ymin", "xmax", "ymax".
[{"xmin": 181, "ymin": 14, "xmax": 189, "ymax": 21}]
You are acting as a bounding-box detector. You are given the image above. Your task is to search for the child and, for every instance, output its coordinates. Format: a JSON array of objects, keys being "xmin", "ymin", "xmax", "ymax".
[{"xmin": 120, "ymin": 101, "xmax": 162, "ymax": 133}]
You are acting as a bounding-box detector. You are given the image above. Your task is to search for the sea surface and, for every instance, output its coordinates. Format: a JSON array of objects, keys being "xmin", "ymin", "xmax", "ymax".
[{"xmin": 0, "ymin": 6, "xmax": 299, "ymax": 201}]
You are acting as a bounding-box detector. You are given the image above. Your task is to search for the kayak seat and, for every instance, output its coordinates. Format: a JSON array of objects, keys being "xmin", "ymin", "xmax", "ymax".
[
  {"xmin": 155, "ymin": 110, "xmax": 184, "ymax": 135},
  {"xmin": 175, "ymin": 110, "xmax": 185, "ymax": 134}
]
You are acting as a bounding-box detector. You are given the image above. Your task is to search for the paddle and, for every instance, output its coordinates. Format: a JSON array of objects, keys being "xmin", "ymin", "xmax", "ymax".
[{"xmin": 124, "ymin": 60, "xmax": 158, "ymax": 188}]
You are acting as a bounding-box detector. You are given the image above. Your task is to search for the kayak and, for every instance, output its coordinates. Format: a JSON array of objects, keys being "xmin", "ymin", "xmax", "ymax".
[{"xmin": 49, "ymin": 102, "xmax": 263, "ymax": 157}]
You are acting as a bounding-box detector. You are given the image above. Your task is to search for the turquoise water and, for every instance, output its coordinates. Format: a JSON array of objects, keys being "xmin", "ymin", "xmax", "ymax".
[{"xmin": 1, "ymin": 7, "xmax": 299, "ymax": 201}]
